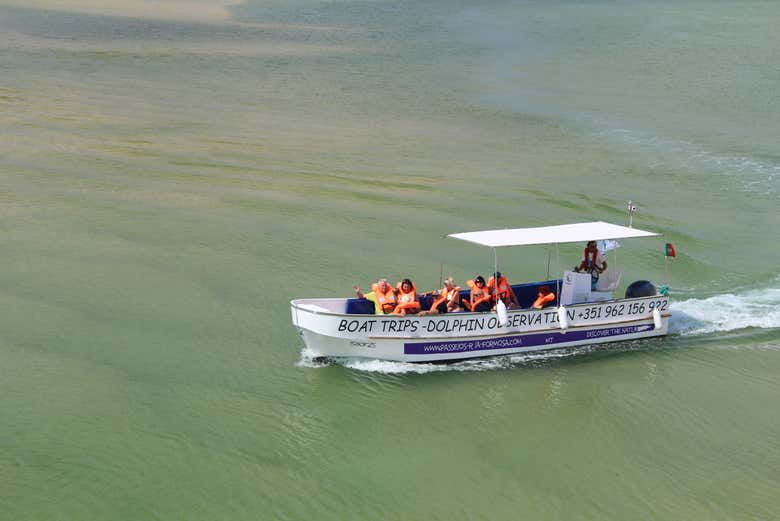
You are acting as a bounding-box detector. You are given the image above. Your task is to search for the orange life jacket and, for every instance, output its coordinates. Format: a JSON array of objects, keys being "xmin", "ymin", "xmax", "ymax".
[
  {"xmin": 371, "ymin": 282, "xmax": 397, "ymax": 313},
  {"xmin": 392, "ymin": 282, "xmax": 420, "ymax": 314},
  {"xmin": 466, "ymin": 280, "xmax": 491, "ymax": 310},
  {"xmin": 532, "ymin": 291, "xmax": 556, "ymax": 309},
  {"xmin": 583, "ymin": 247, "xmax": 600, "ymax": 268},
  {"xmin": 431, "ymin": 286, "xmax": 461, "ymax": 310},
  {"xmin": 488, "ymin": 275, "xmax": 513, "ymax": 303}
]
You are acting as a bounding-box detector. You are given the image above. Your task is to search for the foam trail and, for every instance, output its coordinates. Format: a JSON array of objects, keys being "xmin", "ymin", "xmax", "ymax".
[
  {"xmin": 339, "ymin": 349, "xmax": 588, "ymax": 374},
  {"xmin": 298, "ymin": 346, "xmax": 595, "ymax": 375},
  {"xmin": 598, "ymin": 127, "xmax": 780, "ymax": 197},
  {"xmin": 670, "ymin": 280, "xmax": 780, "ymax": 335},
  {"xmin": 295, "ymin": 347, "xmax": 331, "ymax": 368}
]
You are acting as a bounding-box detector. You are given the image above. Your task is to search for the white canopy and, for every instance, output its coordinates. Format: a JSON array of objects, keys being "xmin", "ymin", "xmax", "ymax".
[{"xmin": 448, "ymin": 221, "xmax": 660, "ymax": 248}]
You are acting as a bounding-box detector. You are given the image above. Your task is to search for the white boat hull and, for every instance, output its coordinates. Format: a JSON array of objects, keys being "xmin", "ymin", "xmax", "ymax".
[{"xmin": 291, "ymin": 296, "xmax": 670, "ymax": 362}]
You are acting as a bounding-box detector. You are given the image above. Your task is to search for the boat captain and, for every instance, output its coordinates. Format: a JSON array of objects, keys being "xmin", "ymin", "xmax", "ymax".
[{"xmin": 575, "ymin": 240, "xmax": 607, "ymax": 289}]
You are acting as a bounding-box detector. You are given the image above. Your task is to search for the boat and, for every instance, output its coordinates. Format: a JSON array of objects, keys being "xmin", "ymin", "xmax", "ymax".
[{"xmin": 290, "ymin": 221, "xmax": 671, "ymax": 362}]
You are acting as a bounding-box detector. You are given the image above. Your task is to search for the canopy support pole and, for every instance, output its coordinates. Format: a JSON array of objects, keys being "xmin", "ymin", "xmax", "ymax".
[
  {"xmin": 664, "ymin": 255, "xmax": 669, "ymax": 285},
  {"xmin": 546, "ymin": 248, "xmax": 551, "ymax": 280},
  {"xmin": 555, "ymin": 243, "xmax": 561, "ymax": 300}
]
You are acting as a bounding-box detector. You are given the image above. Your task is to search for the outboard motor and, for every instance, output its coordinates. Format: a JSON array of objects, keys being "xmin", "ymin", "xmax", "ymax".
[{"xmin": 625, "ymin": 280, "xmax": 657, "ymax": 298}]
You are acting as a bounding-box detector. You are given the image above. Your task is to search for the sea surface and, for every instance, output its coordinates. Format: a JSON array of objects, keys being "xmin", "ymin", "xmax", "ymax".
[{"xmin": 1, "ymin": 0, "xmax": 779, "ymax": 519}]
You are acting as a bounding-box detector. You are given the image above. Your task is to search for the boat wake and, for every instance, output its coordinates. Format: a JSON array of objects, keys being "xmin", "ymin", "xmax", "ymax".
[
  {"xmin": 669, "ymin": 278, "xmax": 780, "ymax": 335},
  {"xmin": 298, "ymin": 345, "xmax": 599, "ymax": 374},
  {"xmin": 598, "ymin": 127, "xmax": 780, "ymax": 197},
  {"xmin": 351, "ymin": 346, "xmax": 617, "ymax": 373}
]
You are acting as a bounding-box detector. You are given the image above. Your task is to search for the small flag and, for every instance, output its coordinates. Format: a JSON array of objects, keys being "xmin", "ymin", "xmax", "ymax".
[
  {"xmin": 665, "ymin": 243, "xmax": 676, "ymax": 257},
  {"xmin": 598, "ymin": 239, "xmax": 620, "ymax": 253}
]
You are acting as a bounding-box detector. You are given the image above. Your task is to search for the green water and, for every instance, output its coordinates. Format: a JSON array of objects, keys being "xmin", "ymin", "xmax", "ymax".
[{"xmin": 1, "ymin": 0, "xmax": 778, "ymax": 519}]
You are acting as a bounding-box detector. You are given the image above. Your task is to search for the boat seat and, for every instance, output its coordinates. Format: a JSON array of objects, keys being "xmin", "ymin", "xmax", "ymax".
[
  {"xmin": 345, "ymin": 298, "xmax": 377, "ymax": 315},
  {"xmin": 345, "ymin": 295, "xmax": 437, "ymax": 314},
  {"xmin": 419, "ymin": 294, "xmax": 435, "ymax": 311},
  {"xmin": 458, "ymin": 279, "xmax": 562, "ymax": 309},
  {"xmin": 510, "ymin": 279, "xmax": 561, "ymax": 308},
  {"xmin": 346, "ymin": 279, "xmax": 563, "ymax": 314}
]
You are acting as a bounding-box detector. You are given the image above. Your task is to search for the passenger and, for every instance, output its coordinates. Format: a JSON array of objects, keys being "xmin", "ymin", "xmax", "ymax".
[
  {"xmin": 392, "ymin": 278, "xmax": 421, "ymax": 315},
  {"xmin": 488, "ymin": 271, "xmax": 520, "ymax": 309},
  {"xmin": 575, "ymin": 240, "xmax": 607, "ymax": 290},
  {"xmin": 465, "ymin": 275, "xmax": 492, "ymax": 312},
  {"xmin": 353, "ymin": 278, "xmax": 397, "ymax": 314},
  {"xmin": 532, "ymin": 285, "xmax": 556, "ymax": 309},
  {"xmin": 420, "ymin": 277, "xmax": 462, "ymax": 315}
]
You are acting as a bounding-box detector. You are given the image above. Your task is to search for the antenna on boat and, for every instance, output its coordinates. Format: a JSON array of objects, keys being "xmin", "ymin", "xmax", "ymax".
[
  {"xmin": 624, "ymin": 200, "xmax": 637, "ymax": 277},
  {"xmin": 660, "ymin": 242, "xmax": 675, "ymax": 296},
  {"xmin": 439, "ymin": 261, "xmax": 443, "ymax": 289},
  {"xmin": 555, "ymin": 243, "xmax": 561, "ymax": 308},
  {"xmin": 627, "ymin": 200, "xmax": 637, "ymax": 228}
]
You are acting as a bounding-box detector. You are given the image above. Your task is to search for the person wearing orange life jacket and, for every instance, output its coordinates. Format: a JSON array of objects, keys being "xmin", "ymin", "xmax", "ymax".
[
  {"xmin": 465, "ymin": 275, "xmax": 492, "ymax": 312},
  {"xmin": 487, "ymin": 271, "xmax": 520, "ymax": 309},
  {"xmin": 392, "ymin": 278, "xmax": 421, "ymax": 315},
  {"xmin": 532, "ymin": 285, "xmax": 556, "ymax": 309},
  {"xmin": 575, "ymin": 240, "xmax": 608, "ymax": 290},
  {"xmin": 421, "ymin": 277, "xmax": 462, "ymax": 315},
  {"xmin": 353, "ymin": 278, "xmax": 397, "ymax": 314}
]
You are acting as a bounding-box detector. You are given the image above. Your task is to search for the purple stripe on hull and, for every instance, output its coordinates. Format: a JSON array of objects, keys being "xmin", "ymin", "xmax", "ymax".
[{"xmin": 403, "ymin": 323, "xmax": 656, "ymax": 355}]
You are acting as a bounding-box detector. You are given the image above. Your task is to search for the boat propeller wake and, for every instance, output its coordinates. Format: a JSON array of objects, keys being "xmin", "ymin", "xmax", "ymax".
[
  {"xmin": 297, "ymin": 345, "xmax": 597, "ymax": 374},
  {"xmin": 669, "ymin": 279, "xmax": 780, "ymax": 336}
]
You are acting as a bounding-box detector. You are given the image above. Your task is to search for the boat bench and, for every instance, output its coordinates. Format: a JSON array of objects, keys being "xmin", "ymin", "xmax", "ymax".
[{"xmin": 345, "ymin": 279, "xmax": 562, "ymax": 315}]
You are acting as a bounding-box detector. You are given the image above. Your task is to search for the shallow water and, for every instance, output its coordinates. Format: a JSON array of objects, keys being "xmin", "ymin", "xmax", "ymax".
[{"xmin": 1, "ymin": 0, "xmax": 778, "ymax": 519}]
